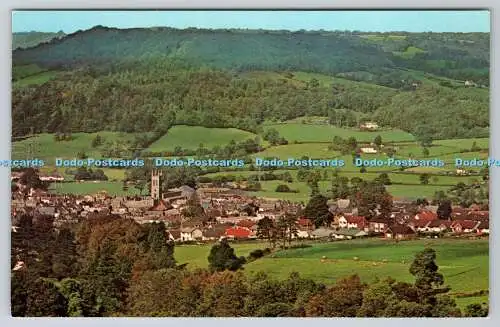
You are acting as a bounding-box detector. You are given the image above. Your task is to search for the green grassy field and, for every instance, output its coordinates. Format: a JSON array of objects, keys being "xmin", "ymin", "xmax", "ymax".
[
  {"xmin": 395, "ymin": 144, "xmax": 465, "ymax": 158},
  {"xmin": 248, "ymin": 180, "xmax": 330, "ymax": 202},
  {"xmin": 175, "ymin": 238, "xmax": 489, "ymax": 308},
  {"xmin": 248, "ymin": 181, "xmax": 450, "ymax": 202},
  {"xmin": 39, "ymin": 166, "xmax": 126, "ymax": 181},
  {"xmin": 147, "ymin": 125, "xmax": 258, "ymax": 152},
  {"xmin": 439, "ymin": 151, "xmax": 489, "ymax": 165},
  {"xmin": 393, "ymin": 46, "xmax": 426, "ymax": 59},
  {"xmin": 434, "ymin": 138, "xmax": 489, "ymax": 150},
  {"xmin": 264, "ymin": 123, "xmax": 415, "ymax": 143},
  {"xmin": 254, "ymin": 143, "xmax": 340, "ymax": 159},
  {"xmin": 386, "ymin": 184, "xmax": 450, "ymax": 199},
  {"xmin": 12, "ymin": 132, "xmax": 139, "ymax": 163},
  {"xmin": 48, "ymin": 181, "xmax": 141, "ymax": 196},
  {"xmin": 203, "ymin": 167, "xmax": 468, "ymax": 201}
]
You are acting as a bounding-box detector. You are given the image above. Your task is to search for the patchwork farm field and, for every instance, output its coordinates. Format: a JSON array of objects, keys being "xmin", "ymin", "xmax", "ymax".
[
  {"xmin": 147, "ymin": 125, "xmax": 258, "ymax": 152},
  {"xmin": 12, "ymin": 120, "xmax": 489, "ymax": 201},
  {"xmin": 254, "ymin": 143, "xmax": 340, "ymax": 159},
  {"xmin": 48, "ymin": 181, "xmax": 141, "ymax": 196},
  {"xmin": 175, "ymin": 238, "xmax": 489, "ymax": 309},
  {"xmin": 263, "ymin": 123, "xmax": 415, "ymax": 143},
  {"xmin": 11, "ymin": 132, "xmax": 140, "ymax": 163}
]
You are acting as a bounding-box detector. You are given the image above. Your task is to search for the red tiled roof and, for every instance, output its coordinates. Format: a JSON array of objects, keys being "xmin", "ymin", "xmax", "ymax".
[
  {"xmin": 477, "ymin": 220, "xmax": 489, "ymax": 229},
  {"xmin": 477, "ymin": 220, "xmax": 490, "ymax": 229},
  {"xmin": 346, "ymin": 216, "xmax": 368, "ymax": 228},
  {"xmin": 428, "ymin": 219, "xmax": 452, "ymax": 228},
  {"xmin": 168, "ymin": 229, "xmax": 181, "ymax": 239},
  {"xmin": 469, "ymin": 204, "xmax": 481, "ymax": 211},
  {"xmin": 410, "ymin": 219, "xmax": 431, "ymax": 228},
  {"xmin": 452, "ymin": 220, "xmax": 479, "ymax": 229},
  {"xmin": 297, "ymin": 218, "xmax": 313, "ymax": 227},
  {"xmin": 416, "ymin": 210, "xmax": 437, "ymax": 221},
  {"xmin": 468, "ymin": 211, "xmax": 489, "ymax": 220},
  {"xmin": 150, "ymin": 200, "xmax": 169, "ymax": 211},
  {"xmin": 237, "ymin": 219, "xmax": 256, "ymax": 228},
  {"xmin": 225, "ymin": 226, "xmax": 251, "ymax": 238}
]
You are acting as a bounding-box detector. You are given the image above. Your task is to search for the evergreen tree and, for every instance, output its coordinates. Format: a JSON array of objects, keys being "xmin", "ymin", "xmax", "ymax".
[
  {"xmin": 303, "ymin": 194, "xmax": 331, "ymax": 228},
  {"xmin": 207, "ymin": 239, "xmax": 246, "ymax": 272}
]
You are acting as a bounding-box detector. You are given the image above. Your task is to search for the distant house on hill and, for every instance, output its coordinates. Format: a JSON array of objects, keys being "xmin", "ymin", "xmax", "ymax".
[
  {"xmin": 464, "ymin": 80, "xmax": 476, "ymax": 87},
  {"xmin": 360, "ymin": 122, "xmax": 379, "ymax": 131},
  {"xmin": 360, "ymin": 147, "xmax": 378, "ymax": 154},
  {"xmin": 39, "ymin": 173, "xmax": 64, "ymax": 182}
]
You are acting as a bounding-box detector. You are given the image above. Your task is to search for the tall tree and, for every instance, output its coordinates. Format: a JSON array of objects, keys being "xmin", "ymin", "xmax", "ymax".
[
  {"xmin": 207, "ymin": 238, "xmax": 246, "ymax": 272},
  {"xmin": 256, "ymin": 217, "xmax": 276, "ymax": 248},
  {"xmin": 436, "ymin": 200, "xmax": 452, "ymax": 220},
  {"xmin": 354, "ymin": 181, "xmax": 392, "ymax": 220},
  {"xmin": 303, "ymin": 194, "xmax": 332, "ymax": 228},
  {"xmin": 409, "ymin": 248, "xmax": 452, "ymax": 309}
]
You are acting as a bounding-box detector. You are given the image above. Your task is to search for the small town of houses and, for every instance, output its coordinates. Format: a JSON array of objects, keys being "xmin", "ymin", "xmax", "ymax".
[{"xmin": 10, "ymin": 170, "xmax": 489, "ymax": 246}]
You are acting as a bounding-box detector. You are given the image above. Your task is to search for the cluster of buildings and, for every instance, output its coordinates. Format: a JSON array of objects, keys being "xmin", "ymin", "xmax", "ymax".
[{"xmin": 11, "ymin": 170, "xmax": 489, "ymax": 243}]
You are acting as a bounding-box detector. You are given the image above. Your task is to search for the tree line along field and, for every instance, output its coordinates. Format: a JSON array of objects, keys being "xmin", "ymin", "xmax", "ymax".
[
  {"xmin": 174, "ymin": 238, "xmax": 489, "ymax": 310},
  {"xmin": 11, "ymin": 122, "xmax": 489, "ymax": 200}
]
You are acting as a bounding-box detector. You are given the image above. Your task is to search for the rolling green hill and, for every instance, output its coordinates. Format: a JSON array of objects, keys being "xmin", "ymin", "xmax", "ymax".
[
  {"xmin": 13, "ymin": 27, "xmax": 489, "ymax": 84},
  {"xmin": 11, "ymin": 26, "xmax": 490, "ymax": 142},
  {"xmin": 175, "ymin": 238, "xmax": 489, "ymax": 309}
]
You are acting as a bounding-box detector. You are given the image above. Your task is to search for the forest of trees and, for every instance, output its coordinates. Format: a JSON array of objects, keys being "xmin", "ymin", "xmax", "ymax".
[
  {"xmin": 11, "ymin": 27, "xmax": 489, "ymax": 141},
  {"xmin": 11, "ymin": 212, "xmax": 487, "ymax": 317},
  {"xmin": 13, "ymin": 27, "xmax": 489, "ymax": 84},
  {"xmin": 12, "ymin": 58, "xmax": 489, "ymax": 140}
]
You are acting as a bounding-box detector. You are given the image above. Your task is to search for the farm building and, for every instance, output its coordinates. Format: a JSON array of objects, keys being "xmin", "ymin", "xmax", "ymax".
[
  {"xmin": 360, "ymin": 122, "xmax": 379, "ymax": 130},
  {"xmin": 360, "ymin": 147, "xmax": 378, "ymax": 154}
]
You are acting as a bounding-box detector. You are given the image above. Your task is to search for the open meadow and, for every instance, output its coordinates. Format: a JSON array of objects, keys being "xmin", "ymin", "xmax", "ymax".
[
  {"xmin": 147, "ymin": 125, "xmax": 258, "ymax": 152},
  {"xmin": 175, "ymin": 238, "xmax": 489, "ymax": 309},
  {"xmin": 263, "ymin": 123, "xmax": 415, "ymax": 143},
  {"xmin": 11, "ymin": 132, "xmax": 140, "ymax": 163}
]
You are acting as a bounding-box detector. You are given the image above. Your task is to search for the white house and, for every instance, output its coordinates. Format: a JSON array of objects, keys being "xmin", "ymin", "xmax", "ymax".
[
  {"xmin": 360, "ymin": 147, "xmax": 378, "ymax": 154},
  {"xmin": 256, "ymin": 211, "xmax": 281, "ymax": 220},
  {"xmin": 338, "ymin": 216, "xmax": 348, "ymax": 229},
  {"xmin": 360, "ymin": 122, "xmax": 379, "ymax": 130},
  {"xmin": 296, "ymin": 230, "xmax": 312, "ymax": 239},
  {"xmin": 180, "ymin": 227, "xmax": 203, "ymax": 241}
]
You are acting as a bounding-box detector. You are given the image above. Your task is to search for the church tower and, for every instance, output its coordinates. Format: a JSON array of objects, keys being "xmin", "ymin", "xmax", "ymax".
[{"xmin": 151, "ymin": 169, "xmax": 162, "ymax": 201}]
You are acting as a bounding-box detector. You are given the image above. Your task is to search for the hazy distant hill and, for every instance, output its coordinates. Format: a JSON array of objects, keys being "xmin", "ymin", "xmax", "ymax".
[
  {"xmin": 12, "ymin": 26, "xmax": 489, "ymax": 84},
  {"xmin": 12, "ymin": 31, "xmax": 66, "ymax": 50}
]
